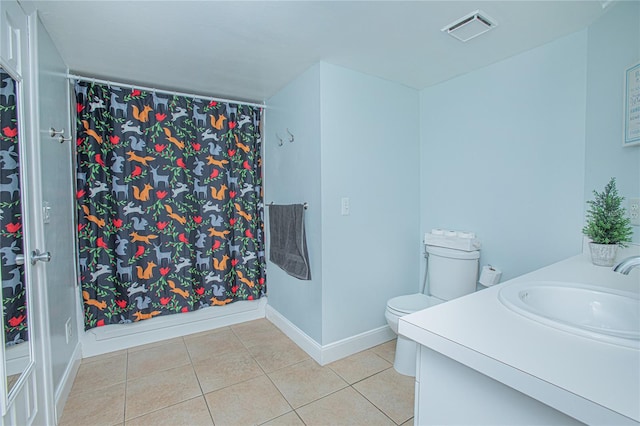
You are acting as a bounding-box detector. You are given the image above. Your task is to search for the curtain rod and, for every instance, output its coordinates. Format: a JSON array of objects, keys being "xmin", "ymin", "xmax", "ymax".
[{"xmin": 67, "ymin": 73, "xmax": 266, "ymax": 109}]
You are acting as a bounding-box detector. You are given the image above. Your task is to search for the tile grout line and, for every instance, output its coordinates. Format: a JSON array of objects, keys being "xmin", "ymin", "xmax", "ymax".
[
  {"xmin": 230, "ymin": 322, "xmax": 320, "ymax": 425},
  {"xmin": 234, "ymin": 322, "xmax": 404, "ymax": 425},
  {"xmin": 231, "ymin": 326, "xmax": 300, "ymax": 423},
  {"xmin": 123, "ymin": 336, "xmax": 214, "ymax": 425},
  {"xmin": 182, "ymin": 335, "xmax": 217, "ymax": 425},
  {"xmin": 122, "ymin": 349, "xmax": 129, "ymax": 425},
  {"xmin": 191, "ymin": 324, "xmax": 298, "ymax": 424},
  {"xmin": 66, "ymin": 321, "xmax": 410, "ymax": 426},
  {"xmin": 350, "ymin": 383, "xmax": 403, "ymax": 426}
]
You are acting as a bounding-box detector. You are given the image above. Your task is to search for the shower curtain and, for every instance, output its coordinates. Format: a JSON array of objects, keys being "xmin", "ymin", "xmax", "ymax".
[
  {"xmin": 75, "ymin": 81, "xmax": 266, "ymax": 329},
  {"xmin": 0, "ymin": 70, "xmax": 27, "ymax": 345}
]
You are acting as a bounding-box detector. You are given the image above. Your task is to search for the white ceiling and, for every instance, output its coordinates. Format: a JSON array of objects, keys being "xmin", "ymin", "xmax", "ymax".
[{"xmin": 23, "ymin": 1, "xmax": 611, "ymax": 103}]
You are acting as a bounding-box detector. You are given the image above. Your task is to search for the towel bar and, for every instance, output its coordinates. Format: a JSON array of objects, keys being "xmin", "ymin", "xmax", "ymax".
[{"xmin": 268, "ymin": 202, "xmax": 308, "ymax": 210}]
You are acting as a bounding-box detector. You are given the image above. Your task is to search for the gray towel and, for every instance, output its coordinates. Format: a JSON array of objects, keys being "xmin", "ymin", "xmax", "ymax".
[{"xmin": 268, "ymin": 204, "xmax": 311, "ymax": 280}]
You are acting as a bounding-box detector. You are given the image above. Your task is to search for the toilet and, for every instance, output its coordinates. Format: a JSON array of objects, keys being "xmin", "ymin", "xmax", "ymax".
[{"xmin": 385, "ymin": 233, "xmax": 480, "ymax": 376}]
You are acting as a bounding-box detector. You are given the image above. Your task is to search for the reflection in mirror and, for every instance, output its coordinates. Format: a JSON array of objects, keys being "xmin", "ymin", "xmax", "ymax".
[{"xmin": 0, "ymin": 67, "xmax": 27, "ymax": 397}]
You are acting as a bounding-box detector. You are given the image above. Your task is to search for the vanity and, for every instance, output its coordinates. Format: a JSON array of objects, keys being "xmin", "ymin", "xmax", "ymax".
[{"xmin": 399, "ymin": 246, "xmax": 640, "ymax": 425}]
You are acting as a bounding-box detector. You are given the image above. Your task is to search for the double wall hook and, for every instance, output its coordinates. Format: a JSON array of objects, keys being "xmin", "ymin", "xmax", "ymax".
[
  {"xmin": 50, "ymin": 127, "xmax": 72, "ymax": 144},
  {"xmin": 275, "ymin": 129, "xmax": 295, "ymax": 147}
]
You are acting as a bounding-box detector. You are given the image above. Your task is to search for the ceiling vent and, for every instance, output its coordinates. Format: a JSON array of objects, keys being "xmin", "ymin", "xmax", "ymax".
[{"xmin": 442, "ymin": 10, "xmax": 497, "ymax": 42}]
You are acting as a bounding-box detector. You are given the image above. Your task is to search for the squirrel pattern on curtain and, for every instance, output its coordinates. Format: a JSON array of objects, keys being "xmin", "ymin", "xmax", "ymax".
[{"xmin": 75, "ymin": 81, "xmax": 266, "ymax": 329}]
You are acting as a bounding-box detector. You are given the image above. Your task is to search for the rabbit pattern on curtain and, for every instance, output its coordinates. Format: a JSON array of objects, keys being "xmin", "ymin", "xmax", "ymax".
[
  {"xmin": 0, "ymin": 71, "xmax": 27, "ymax": 345},
  {"xmin": 75, "ymin": 81, "xmax": 266, "ymax": 329}
]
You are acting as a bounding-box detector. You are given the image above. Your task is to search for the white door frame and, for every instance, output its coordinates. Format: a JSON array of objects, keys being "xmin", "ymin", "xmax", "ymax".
[
  {"xmin": 24, "ymin": 10, "xmax": 56, "ymax": 426},
  {"xmin": 0, "ymin": 2, "xmax": 56, "ymax": 424}
]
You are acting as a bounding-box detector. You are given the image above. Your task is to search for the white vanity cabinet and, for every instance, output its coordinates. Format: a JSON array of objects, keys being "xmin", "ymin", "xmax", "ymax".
[
  {"xmin": 413, "ymin": 344, "xmax": 584, "ymax": 425},
  {"xmin": 400, "ymin": 252, "xmax": 640, "ymax": 426}
]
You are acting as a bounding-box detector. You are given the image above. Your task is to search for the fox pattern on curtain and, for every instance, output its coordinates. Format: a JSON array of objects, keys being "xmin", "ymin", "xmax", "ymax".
[
  {"xmin": 0, "ymin": 71, "xmax": 27, "ymax": 345},
  {"xmin": 75, "ymin": 81, "xmax": 266, "ymax": 329}
]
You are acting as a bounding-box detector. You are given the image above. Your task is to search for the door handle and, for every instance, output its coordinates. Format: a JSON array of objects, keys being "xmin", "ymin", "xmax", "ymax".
[
  {"xmin": 30, "ymin": 250, "xmax": 51, "ymax": 265},
  {"xmin": 13, "ymin": 250, "xmax": 50, "ymax": 265},
  {"xmin": 16, "ymin": 250, "xmax": 51, "ymax": 265}
]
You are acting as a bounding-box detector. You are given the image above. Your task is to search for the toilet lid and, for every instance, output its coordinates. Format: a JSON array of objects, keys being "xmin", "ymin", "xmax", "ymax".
[{"xmin": 387, "ymin": 293, "xmax": 432, "ymax": 314}]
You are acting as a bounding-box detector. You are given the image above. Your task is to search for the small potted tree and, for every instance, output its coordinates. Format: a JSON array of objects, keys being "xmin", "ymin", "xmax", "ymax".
[{"xmin": 582, "ymin": 177, "xmax": 633, "ymax": 266}]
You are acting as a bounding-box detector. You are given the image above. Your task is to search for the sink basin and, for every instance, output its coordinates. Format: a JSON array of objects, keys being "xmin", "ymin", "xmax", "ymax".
[{"xmin": 498, "ymin": 281, "xmax": 640, "ymax": 349}]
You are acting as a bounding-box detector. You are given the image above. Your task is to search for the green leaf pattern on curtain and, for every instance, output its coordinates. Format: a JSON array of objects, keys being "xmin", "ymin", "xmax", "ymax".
[{"xmin": 75, "ymin": 82, "xmax": 266, "ymax": 329}]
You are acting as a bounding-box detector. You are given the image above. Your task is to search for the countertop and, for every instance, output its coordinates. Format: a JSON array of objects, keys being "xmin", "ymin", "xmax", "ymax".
[{"xmin": 398, "ymin": 245, "xmax": 640, "ymax": 425}]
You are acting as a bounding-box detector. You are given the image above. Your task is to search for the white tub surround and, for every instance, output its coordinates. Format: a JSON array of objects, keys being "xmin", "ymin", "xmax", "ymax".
[
  {"xmin": 399, "ymin": 246, "xmax": 640, "ymax": 425},
  {"xmin": 81, "ymin": 298, "xmax": 267, "ymax": 357}
]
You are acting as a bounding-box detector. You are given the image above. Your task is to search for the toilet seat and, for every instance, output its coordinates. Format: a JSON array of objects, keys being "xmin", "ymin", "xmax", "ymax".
[
  {"xmin": 385, "ymin": 238, "xmax": 480, "ymax": 377},
  {"xmin": 386, "ymin": 293, "xmax": 433, "ymax": 315}
]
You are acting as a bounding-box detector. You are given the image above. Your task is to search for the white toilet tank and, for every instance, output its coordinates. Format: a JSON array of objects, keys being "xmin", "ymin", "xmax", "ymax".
[{"xmin": 426, "ymin": 245, "xmax": 480, "ymax": 301}]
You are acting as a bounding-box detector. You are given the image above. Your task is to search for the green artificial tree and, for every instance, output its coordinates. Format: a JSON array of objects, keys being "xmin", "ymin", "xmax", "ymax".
[{"xmin": 583, "ymin": 177, "xmax": 633, "ymax": 246}]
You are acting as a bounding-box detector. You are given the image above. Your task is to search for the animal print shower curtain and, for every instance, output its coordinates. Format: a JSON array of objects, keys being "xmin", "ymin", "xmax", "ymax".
[
  {"xmin": 75, "ymin": 81, "xmax": 266, "ymax": 329},
  {"xmin": 1, "ymin": 71, "xmax": 27, "ymax": 345}
]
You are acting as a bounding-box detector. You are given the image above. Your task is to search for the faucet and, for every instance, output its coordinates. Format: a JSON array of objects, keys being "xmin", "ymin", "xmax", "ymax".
[{"xmin": 613, "ymin": 256, "xmax": 640, "ymax": 275}]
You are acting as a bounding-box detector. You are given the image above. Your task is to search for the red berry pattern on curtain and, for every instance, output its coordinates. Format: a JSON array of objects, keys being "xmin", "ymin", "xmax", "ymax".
[
  {"xmin": 1, "ymin": 71, "xmax": 27, "ymax": 345},
  {"xmin": 75, "ymin": 82, "xmax": 266, "ymax": 329}
]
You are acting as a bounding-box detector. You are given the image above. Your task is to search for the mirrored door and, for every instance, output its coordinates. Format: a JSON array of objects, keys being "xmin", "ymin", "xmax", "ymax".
[{"xmin": 0, "ymin": 67, "xmax": 29, "ymax": 402}]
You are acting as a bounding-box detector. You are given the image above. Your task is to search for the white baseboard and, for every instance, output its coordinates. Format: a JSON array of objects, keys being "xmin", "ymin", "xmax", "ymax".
[
  {"xmin": 265, "ymin": 305, "xmax": 395, "ymax": 365},
  {"xmin": 79, "ymin": 297, "xmax": 392, "ymax": 363},
  {"xmin": 55, "ymin": 342, "xmax": 81, "ymax": 424},
  {"xmin": 266, "ymin": 305, "xmax": 324, "ymax": 362},
  {"xmin": 320, "ymin": 323, "xmax": 396, "ymax": 365},
  {"xmin": 81, "ymin": 298, "xmax": 267, "ymax": 358}
]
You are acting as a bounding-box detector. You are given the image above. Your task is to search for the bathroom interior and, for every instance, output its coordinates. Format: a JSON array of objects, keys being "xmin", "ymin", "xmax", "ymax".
[{"xmin": 0, "ymin": 0, "xmax": 639, "ymax": 425}]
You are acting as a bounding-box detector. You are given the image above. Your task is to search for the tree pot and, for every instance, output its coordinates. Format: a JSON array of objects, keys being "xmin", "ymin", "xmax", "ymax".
[{"xmin": 588, "ymin": 242, "xmax": 618, "ymax": 267}]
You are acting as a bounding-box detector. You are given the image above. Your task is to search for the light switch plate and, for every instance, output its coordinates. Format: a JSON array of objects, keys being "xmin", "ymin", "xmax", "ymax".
[
  {"xmin": 341, "ymin": 197, "xmax": 350, "ymax": 216},
  {"xmin": 42, "ymin": 201, "xmax": 51, "ymax": 224},
  {"xmin": 629, "ymin": 198, "xmax": 640, "ymax": 226}
]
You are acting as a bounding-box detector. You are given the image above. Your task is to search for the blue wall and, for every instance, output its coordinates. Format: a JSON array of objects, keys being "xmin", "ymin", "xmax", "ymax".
[
  {"xmin": 419, "ymin": 31, "xmax": 588, "ymax": 281},
  {"xmin": 265, "ymin": 64, "xmax": 323, "ymax": 343},
  {"xmin": 265, "ymin": 63, "xmax": 419, "ymax": 346},
  {"xmin": 318, "ymin": 63, "xmax": 420, "ymax": 344},
  {"xmin": 584, "ymin": 1, "xmax": 640, "ymax": 243},
  {"xmin": 265, "ymin": 2, "xmax": 639, "ymax": 348}
]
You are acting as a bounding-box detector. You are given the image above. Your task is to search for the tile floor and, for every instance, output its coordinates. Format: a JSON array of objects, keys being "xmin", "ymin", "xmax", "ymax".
[{"xmin": 59, "ymin": 319, "xmax": 414, "ymax": 426}]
